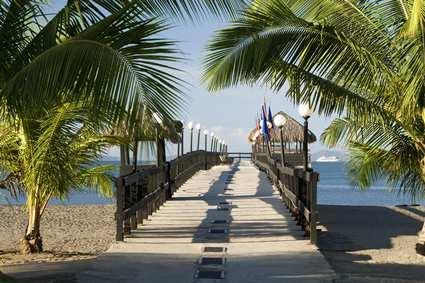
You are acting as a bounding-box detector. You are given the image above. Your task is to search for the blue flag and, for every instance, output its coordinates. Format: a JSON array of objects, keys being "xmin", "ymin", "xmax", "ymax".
[
  {"xmin": 268, "ymin": 106, "xmax": 274, "ymax": 129},
  {"xmin": 261, "ymin": 107, "xmax": 270, "ymax": 141}
]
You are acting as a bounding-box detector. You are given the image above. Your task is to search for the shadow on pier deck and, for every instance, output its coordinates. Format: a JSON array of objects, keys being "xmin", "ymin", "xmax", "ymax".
[{"xmin": 77, "ymin": 160, "xmax": 335, "ymax": 283}]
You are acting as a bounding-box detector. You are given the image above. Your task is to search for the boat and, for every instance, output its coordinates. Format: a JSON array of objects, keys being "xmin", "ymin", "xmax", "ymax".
[{"xmin": 316, "ymin": 156, "xmax": 340, "ymax": 162}]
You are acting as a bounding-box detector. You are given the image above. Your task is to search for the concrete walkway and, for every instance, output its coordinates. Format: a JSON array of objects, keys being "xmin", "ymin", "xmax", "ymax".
[{"xmin": 78, "ymin": 161, "xmax": 335, "ymax": 283}]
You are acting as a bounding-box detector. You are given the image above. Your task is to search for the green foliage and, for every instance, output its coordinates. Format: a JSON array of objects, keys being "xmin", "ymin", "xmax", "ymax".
[
  {"xmin": 0, "ymin": 0, "xmax": 247, "ymax": 196},
  {"xmin": 203, "ymin": 0, "xmax": 425, "ymax": 198},
  {"xmin": 0, "ymin": 0, "xmax": 247, "ymax": 249},
  {"xmin": 0, "ymin": 103, "xmax": 121, "ymax": 206}
]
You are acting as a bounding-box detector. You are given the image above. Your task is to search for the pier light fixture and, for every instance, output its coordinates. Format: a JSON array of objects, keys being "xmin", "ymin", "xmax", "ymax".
[
  {"xmin": 196, "ymin": 123, "xmax": 201, "ymax": 151},
  {"xmin": 273, "ymin": 114, "xmax": 286, "ymax": 128},
  {"xmin": 298, "ymin": 103, "xmax": 314, "ymax": 119},
  {"xmin": 203, "ymin": 129, "xmax": 209, "ymax": 151},
  {"xmin": 210, "ymin": 132, "xmax": 214, "ymax": 151},
  {"xmin": 273, "ymin": 113, "xmax": 287, "ymax": 167},
  {"xmin": 187, "ymin": 121, "xmax": 194, "ymax": 130},
  {"xmin": 188, "ymin": 121, "xmax": 194, "ymax": 152},
  {"xmin": 298, "ymin": 103, "xmax": 314, "ymax": 170}
]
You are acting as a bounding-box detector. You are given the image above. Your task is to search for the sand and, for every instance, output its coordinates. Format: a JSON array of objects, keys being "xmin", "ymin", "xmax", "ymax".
[
  {"xmin": 318, "ymin": 205, "xmax": 425, "ymax": 282},
  {"xmin": 0, "ymin": 205, "xmax": 115, "ymax": 265}
]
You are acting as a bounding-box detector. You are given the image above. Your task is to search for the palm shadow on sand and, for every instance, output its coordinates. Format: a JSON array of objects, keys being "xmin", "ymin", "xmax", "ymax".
[{"xmin": 317, "ymin": 205, "xmax": 425, "ymax": 281}]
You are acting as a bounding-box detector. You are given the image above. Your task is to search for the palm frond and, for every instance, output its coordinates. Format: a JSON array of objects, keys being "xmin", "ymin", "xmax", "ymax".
[
  {"xmin": 348, "ymin": 142, "xmax": 425, "ymax": 199},
  {"xmin": 133, "ymin": 0, "xmax": 248, "ymax": 22},
  {"xmin": 203, "ymin": 2, "xmax": 397, "ymax": 104},
  {"xmin": 403, "ymin": 0, "xmax": 425, "ymax": 37},
  {"xmin": 78, "ymin": 165, "xmax": 116, "ymax": 198}
]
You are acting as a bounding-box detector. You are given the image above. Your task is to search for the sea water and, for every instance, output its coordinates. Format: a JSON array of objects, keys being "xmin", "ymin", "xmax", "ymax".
[
  {"xmin": 1, "ymin": 161, "xmax": 424, "ymax": 206},
  {"xmin": 314, "ymin": 162, "xmax": 425, "ymax": 206}
]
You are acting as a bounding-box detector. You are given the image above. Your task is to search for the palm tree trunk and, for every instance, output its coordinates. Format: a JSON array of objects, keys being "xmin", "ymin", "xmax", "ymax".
[
  {"xmin": 417, "ymin": 222, "xmax": 425, "ymax": 256},
  {"xmin": 20, "ymin": 201, "xmax": 43, "ymax": 254}
]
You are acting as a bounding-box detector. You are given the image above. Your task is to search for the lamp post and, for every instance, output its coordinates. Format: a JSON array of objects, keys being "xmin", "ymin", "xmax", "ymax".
[
  {"xmin": 204, "ymin": 129, "xmax": 208, "ymax": 151},
  {"xmin": 180, "ymin": 120, "xmax": 184, "ymax": 156},
  {"xmin": 210, "ymin": 132, "xmax": 214, "ymax": 152},
  {"xmin": 298, "ymin": 103, "xmax": 314, "ymax": 171},
  {"xmin": 187, "ymin": 121, "xmax": 194, "ymax": 153},
  {"xmin": 174, "ymin": 121, "xmax": 183, "ymax": 174},
  {"xmin": 196, "ymin": 123, "xmax": 201, "ymax": 151},
  {"xmin": 273, "ymin": 113, "xmax": 287, "ymax": 167}
]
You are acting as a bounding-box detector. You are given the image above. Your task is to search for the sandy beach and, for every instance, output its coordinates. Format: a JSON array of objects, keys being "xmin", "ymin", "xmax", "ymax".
[
  {"xmin": 318, "ymin": 205, "xmax": 425, "ymax": 282},
  {"xmin": 0, "ymin": 205, "xmax": 115, "ymax": 266}
]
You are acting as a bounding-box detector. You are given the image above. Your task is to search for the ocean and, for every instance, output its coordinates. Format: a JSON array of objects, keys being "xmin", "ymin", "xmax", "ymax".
[
  {"xmin": 1, "ymin": 161, "xmax": 424, "ymax": 206},
  {"xmin": 314, "ymin": 161, "xmax": 425, "ymax": 206}
]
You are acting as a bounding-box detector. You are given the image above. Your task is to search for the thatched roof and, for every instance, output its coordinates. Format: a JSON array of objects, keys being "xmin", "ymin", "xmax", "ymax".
[
  {"xmin": 248, "ymin": 111, "xmax": 316, "ymax": 143},
  {"xmin": 113, "ymin": 112, "xmax": 182, "ymax": 144},
  {"xmin": 137, "ymin": 119, "xmax": 182, "ymax": 144}
]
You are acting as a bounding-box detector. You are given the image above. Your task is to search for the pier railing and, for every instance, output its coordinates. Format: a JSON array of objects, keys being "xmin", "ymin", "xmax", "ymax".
[
  {"xmin": 115, "ymin": 151, "xmax": 221, "ymax": 241},
  {"xmin": 253, "ymin": 152, "xmax": 319, "ymax": 244},
  {"xmin": 227, "ymin": 152, "xmax": 252, "ymax": 161}
]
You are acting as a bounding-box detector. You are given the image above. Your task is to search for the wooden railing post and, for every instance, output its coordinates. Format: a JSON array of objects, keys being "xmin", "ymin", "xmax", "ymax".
[
  {"xmin": 309, "ymin": 172, "xmax": 318, "ymax": 244},
  {"xmin": 115, "ymin": 177, "xmax": 125, "ymax": 241},
  {"xmin": 165, "ymin": 162, "xmax": 172, "ymax": 199},
  {"xmin": 204, "ymin": 151, "xmax": 208, "ymax": 170}
]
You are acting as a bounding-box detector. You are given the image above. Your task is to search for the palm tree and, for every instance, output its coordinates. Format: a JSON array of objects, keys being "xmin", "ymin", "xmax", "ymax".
[
  {"xmin": 0, "ymin": 103, "xmax": 122, "ymax": 253},
  {"xmin": 0, "ymin": 0, "xmax": 247, "ymax": 253},
  {"xmin": 202, "ymin": 0, "xmax": 425, "ymax": 253}
]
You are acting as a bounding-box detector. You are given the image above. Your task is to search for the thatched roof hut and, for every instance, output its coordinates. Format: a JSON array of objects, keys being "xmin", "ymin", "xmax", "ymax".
[{"xmin": 248, "ymin": 111, "xmax": 316, "ymax": 143}]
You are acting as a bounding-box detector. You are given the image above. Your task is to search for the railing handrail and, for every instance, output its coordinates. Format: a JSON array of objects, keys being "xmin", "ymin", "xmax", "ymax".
[
  {"xmin": 115, "ymin": 150, "xmax": 223, "ymax": 241},
  {"xmin": 252, "ymin": 151, "xmax": 319, "ymax": 244}
]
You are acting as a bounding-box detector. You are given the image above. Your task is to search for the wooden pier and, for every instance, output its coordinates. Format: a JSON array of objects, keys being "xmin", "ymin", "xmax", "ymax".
[{"xmin": 78, "ymin": 152, "xmax": 334, "ymax": 282}]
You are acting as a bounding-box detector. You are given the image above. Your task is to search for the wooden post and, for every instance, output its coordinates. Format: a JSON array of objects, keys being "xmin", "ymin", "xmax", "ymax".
[
  {"xmin": 165, "ymin": 162, "xmax": 172, "ymax": 199},
  {"xmin": 156, "ymin": 135, "xmax": 166, "ymax": 168},
  {"xmin": 309, "ymin": 172, "xmax": 318, "ymax": 244},
  {"xmin": 130, "ymin": 214, "xmax": 137, "ymax": 230},
  {"xmin": 115, "ymin": 177, "xmax": 125, "ymax": 241},
  {"xmin": 137, "ymin": 209, "xmax": 143, "ymax": 225},
  {"xmin": 132, "ymin": 140, "xmax": 138, "ymax": 171}
]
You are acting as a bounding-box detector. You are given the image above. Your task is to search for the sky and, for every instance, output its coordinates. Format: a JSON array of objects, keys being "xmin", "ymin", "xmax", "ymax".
[
  {"xmin": 49, "ymin": 2, "xmax": 338, "ymax": 157},
  {"xmin": 156, "ymin": 22, "xmax": 337, "ymax": 154}
]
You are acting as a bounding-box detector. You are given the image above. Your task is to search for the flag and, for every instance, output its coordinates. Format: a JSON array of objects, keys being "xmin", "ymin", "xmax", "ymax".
[
  {"xmin": 268, "ymin": 106, "xmax": 274, "ymax": 129},
  {"xmin": 260, "ymin": 107, "xmax": 270, "ymax": 141}
]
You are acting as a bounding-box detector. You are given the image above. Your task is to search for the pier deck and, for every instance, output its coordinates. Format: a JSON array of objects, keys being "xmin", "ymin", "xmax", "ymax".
[{"xmin": 78, "ymin": 161, "xmax": 335, "ymax": 282}]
